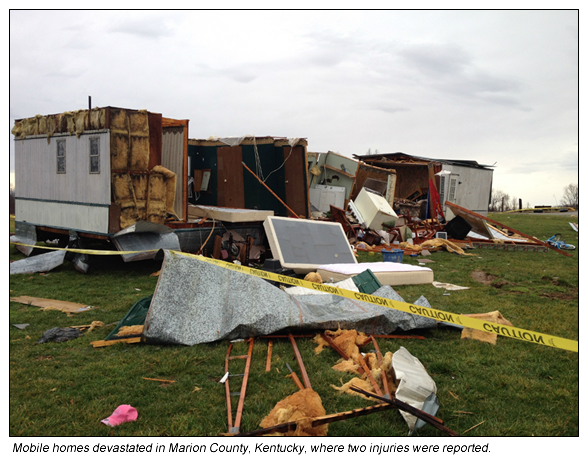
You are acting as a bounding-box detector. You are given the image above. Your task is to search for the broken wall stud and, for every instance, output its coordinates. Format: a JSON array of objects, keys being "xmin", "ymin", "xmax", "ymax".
[
  {"xmin": 370, "ymin": 335, "xmax": 391, "ymax": 398},
  {"xmin": 285, "ymin": 363, "xmax": 305, "ymax": 391},
  {"xmin": 265, "ymin": 340, "xmax": 273, "ymax": 372},
  {"xmin": 224, "ymin": 338, "xmax": 255, "ymax": 434},
  {"xmin": 349, "ymin": 386, "xmax": 458, "ymax": 436},
  {"xmin": 237, "ymin": 403, "xmax": 395, "ymax": 437},
  {"xmin": 288, "ymin": 333, "xmax": 312, "ymax": 390},
  {"xmin": 357, "ymin": 354, "xmax": 384, "ymax": 397}
]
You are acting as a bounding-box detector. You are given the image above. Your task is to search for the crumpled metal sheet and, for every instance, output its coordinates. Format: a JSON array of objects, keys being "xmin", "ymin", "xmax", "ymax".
[
  {"xmin": 10, "ymin": 249, "xmax": 66, "ymax": 275},
  {"xmin": 143, "ymin": 250, "xmax": 436, "ymax": 346},
  {"xmin": 112, "ymin": 221, "xmax": 180, "ymax": 262}
]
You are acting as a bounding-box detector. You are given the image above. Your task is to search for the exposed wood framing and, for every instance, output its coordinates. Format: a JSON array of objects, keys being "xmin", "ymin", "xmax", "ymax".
[
  {"xmin": 288, "ymin": 334, "xmax": 312, "ymax": 390},
  {"xmin": 236, "ymin": 403, "xmax": 395, "ymax": 436}
]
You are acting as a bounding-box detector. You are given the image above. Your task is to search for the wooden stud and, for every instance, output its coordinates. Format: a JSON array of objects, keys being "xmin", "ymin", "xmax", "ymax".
[{"xmin": 288, "ymin": 334, "xmax": 311, "ymax": 390}]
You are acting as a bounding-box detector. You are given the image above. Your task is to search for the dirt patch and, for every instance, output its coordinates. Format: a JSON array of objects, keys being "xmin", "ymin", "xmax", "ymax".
[
  {"xmin": 539, "ymin": 287, "xmax": 579, "ymax": 300},
  {"xmin": 471, "ymin": 270, "xmax": 514, "ymax": 288},
  {"xmin": 471, "ymin": 270, "xmax": 497, "ymax": 285}
]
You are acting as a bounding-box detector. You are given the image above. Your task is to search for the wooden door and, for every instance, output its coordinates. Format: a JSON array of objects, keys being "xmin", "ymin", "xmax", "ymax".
[
  {"xmin": 283, "ymin": 145, "xmax": 308, "ymax": 218},
  {"xmin": 217, "ymin": 146, "xmax": 245, "ymax": 208}
]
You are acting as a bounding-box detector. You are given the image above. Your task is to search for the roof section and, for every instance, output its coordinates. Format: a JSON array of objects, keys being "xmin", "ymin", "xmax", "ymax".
[
  {"xmin": 353, "ymin": 152, "xmax": 495, "ymax": 170},
  {"xmin": 188, "ymin": 136, "xmax": 307, "ymax": 147}
]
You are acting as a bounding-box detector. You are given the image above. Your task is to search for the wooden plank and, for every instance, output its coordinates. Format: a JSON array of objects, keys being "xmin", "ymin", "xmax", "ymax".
[
  {"xmin": 233, "ymin": 338, "xmax": 254, "ymax": 431},
  {"xmin": 357, "ymin": 354, "xmax": 383, "ymax": 397},
  {"xmin": 324, "ymin": 164, "xmax": 356, "ymax": 179},
  {"xmin": 370, "ymin": 336, "xmax": 391, "ymax": 398},
  {"xmin": 90, "ymin": 337, "xmax": 142, "ymax": 348},
  {"xmin": 445, "ymin": 201, "xmax": 572, "ymax": 257},
  {"xmin": 224, "ymin": 343, "xmax": 234, "ymax": 430},
  {"xmin": 265, "ymin": 340, "xmax": 273, "ymax": 372},
  {"xmin": 288, "ymin": 334, "xmax": 311, "ymax": 390},
  {"xmin": 350, "ymin": 386, "xmax": 458, "ymax": 436},
  {"xmin": 236, "ymin": 403, "xmax": 394, "ymax": 436},
  {"xmin": 142, "ymin": 377, "xmax": 175, "ymax": 383}
]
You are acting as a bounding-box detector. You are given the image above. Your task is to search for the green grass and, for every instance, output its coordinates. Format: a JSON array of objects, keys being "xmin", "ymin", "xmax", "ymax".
[{"xmin": 9, "ymin": 213, "xmax": 578, "ymax": 436}]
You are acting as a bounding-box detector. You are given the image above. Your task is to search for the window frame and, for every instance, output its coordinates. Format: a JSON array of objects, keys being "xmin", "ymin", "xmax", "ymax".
[
  {"xmin": 56, "ymin": 139, "xmax": 66, "ymax": 174},
  {"xmin": 89, "ymin": 136, "xmax": 100, "ymax": 174}
]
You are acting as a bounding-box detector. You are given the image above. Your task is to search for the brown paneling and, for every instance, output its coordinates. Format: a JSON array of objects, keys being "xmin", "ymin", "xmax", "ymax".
[
  {"xmin": 148, "ymin": 113, "xmax": 162, "ymax": 169},
  {"xmin": 350, "ymin": 162, "xmax": 397, "ymax": 201},
  {"xmin": 393, "ymin": 165, "xmax": 430, "ymax": 199},
  {"xmin": 283, "ymin": 146, "xmax": 308, "ymax": 218},
  {"xmin": 217, "ymin": 146, "xmax": 245, "ymax": 208}
]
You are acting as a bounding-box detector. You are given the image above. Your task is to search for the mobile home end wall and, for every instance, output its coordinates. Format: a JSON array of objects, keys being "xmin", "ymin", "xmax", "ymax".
[{"xmin": 14, "ymin": 131, "xmax": 111, "ymax": 234}]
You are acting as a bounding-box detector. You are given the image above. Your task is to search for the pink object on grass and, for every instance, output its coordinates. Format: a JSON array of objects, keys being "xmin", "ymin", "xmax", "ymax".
[{"xmin": 101, "ymin": 404, "xmax": 138, "ymax": 427}]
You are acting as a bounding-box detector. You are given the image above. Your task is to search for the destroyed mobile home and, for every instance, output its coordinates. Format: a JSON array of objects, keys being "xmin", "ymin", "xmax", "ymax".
[{"xmin": 10, "ymin": 105, "xmax": 577, "ymax": 436}]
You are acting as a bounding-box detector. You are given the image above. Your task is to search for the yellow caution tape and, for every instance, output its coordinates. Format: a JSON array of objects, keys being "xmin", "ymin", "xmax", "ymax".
[
  {"xmin": 176, "ymin": 252, "xmax": 579, "ymax": 353},
  {"xmin": 10, "ymin": 242, "xmax": 159, "ymax": 255},
  {"xmin": 10, "ymin": 242, "xmax": 578, "ymax": 352}
]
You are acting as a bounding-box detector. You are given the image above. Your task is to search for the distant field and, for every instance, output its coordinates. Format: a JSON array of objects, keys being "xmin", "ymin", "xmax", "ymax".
[{"xmin": 9, "ymin": 213, "xmax": 578, "ymax": 437}]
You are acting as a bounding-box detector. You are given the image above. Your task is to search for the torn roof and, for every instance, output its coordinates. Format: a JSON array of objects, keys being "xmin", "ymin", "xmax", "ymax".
[
  {"xmin": 188, "ymin": 136, "xmax": 307, "ymax": 146},
  {"xmin": 353, "ymin": 152, "xmax": 495, "ymax": 170}
]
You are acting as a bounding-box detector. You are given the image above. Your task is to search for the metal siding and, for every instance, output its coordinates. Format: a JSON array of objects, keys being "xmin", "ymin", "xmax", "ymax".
[
  {"xmin": 14, "ymin": 132, "xmax": 111, "ymax": 206},
  {"xmin": 15, "ymin": 199, "xmax": 110, "ymax": 234},
  {"xmin": 441, "ymin": 163, "xmax": 493, "ymax": 219},
  {"xmin": 162, "ymin": 127, "xmax": 185, "ymax": 219}
]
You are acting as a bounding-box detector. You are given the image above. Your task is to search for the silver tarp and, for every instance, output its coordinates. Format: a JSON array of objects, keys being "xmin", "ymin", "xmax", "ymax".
[{"xmin": 143, "ymin": 250, "xmax": 437, "ymax": 345}]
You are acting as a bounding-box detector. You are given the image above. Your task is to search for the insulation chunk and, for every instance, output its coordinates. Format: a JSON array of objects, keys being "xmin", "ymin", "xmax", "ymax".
[{"xmin": 259, "ymin": 388, "xmax": 327, "ymax": 436}]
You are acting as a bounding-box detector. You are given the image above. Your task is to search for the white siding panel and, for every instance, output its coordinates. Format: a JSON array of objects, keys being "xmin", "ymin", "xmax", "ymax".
[
  {"xmin": 441, "ymin": 163, "xmax": 493, "ymax": 220},
  {"xmin": 14, "ymin": 132, "xmax": 111, "ymax": 205},
  {"xmin": 16, "ymin": 199, "xmax": 110, "ymax": 234},
  {"xmin": 162, "ymin": 127, "xmax": 185, "ymax": 219}
]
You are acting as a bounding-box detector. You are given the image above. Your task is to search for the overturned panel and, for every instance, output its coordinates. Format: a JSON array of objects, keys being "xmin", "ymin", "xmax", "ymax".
[
  {"xmin": 143, "ymin": 251, "xmax": 436, "ymax": 346},
  {"xmin": 10, "ymin": 250, "xmax": 66, "ymax": 275},
  {"xmin": 263, "ymin": 216, "xmax": 357, "ymax": 274},
  {"xmin": 188, "ymin": 205, "xmax": 274, "ymax": 222}
]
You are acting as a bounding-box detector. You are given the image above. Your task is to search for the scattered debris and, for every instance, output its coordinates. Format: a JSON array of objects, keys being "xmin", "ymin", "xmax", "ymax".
[
  {"xmin": 37, "ymin": 327, "xmax": 83, "ymax": 344},
  {"xmin": 391, "ymin": 346, "xmax": 438, "ymax": 434},
  {"xmin": 12, "ymin": 324, "xmax": 29, "ymax": 330},
  {"xmin": 10, "ymin": 296, "xmax": 95, "ymax": 316},
  {"xmin": 101, "ymin": 405, "xmax": 138, "ymax": 427},
  {"xmin": 10, "ymin": 250, "xmax": 66, "ymax": 275},
  {"xmin": 143, "ymin": 378, "xmax": 175, "ymax": 383},
  {"xmin": 259, "ymin": 388, "xmax": 328, "ymax": 437},
  {"xmin": 460, "ymin": 311, "xmax": 513, "ymax": 345},
  {"xmin": 432, "ymin": 281, "xmax": 470, "ymax": 291}
]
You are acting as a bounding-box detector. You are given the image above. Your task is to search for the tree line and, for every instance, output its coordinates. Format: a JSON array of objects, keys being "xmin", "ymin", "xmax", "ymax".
[{"xmin": 489, "ymin": 183, "xmax": 578, "ymax": 211}]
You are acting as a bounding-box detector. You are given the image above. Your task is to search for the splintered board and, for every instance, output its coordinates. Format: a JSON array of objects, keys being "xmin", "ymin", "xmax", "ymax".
[{"xmin": 263, "ymin": 216, "xmax": 357, "ymax": 274}]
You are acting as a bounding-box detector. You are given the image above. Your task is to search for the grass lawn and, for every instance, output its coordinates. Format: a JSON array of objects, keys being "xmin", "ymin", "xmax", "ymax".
[{"xmin": 8, "ymin": 213, "xmax": 579, "ymax": 437}]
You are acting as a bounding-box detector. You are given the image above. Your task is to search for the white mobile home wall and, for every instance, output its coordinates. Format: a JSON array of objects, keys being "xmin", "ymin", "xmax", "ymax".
[
  {"xmin": 14, "ymin": 131, "xmax": 111, "ymax": 234},
  {"xmin": 438, "ymin": 163, "xmax": 493, "ymax": 220}
]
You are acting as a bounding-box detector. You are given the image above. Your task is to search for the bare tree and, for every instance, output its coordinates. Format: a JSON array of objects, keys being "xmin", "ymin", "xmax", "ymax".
[{"xmin": 561, "ymin": 183, "xmax": 578, "ymax": 209}]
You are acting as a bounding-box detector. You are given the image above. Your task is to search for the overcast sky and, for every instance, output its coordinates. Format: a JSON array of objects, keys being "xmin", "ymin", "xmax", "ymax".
[{"xmin": 9, "ymin": 10, "xmax": 578, "ymax": 208}]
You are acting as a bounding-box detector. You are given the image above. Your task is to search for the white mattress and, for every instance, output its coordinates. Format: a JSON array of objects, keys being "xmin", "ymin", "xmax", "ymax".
[{"xmin": 317, "ymin": 262, "xmax": 434, "ymax": 286}]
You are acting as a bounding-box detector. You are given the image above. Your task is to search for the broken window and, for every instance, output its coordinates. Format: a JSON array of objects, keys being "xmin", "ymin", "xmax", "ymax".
[
  {"xmin": 56, "ymin": 139, "xmax": 66, "ymax": 174},
  {"xmin": 89, "ymin": 137, "xmax": 100, "ymax": 174}
]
